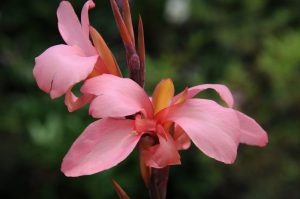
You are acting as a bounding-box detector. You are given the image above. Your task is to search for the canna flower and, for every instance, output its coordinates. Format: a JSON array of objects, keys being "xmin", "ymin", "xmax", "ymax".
[
  {"xmin": 33, "ymin": 0, "xmax": 121, "ymax": 111},
  {"xmin": 61, "ymin": 74, "xmax": 268, "ymax": 177}
]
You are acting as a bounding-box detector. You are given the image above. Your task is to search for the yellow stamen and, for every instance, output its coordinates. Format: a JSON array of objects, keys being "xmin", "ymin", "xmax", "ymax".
[{"xmin": 152, "ymin": 78, "xmax": 175, "ymax": 114}]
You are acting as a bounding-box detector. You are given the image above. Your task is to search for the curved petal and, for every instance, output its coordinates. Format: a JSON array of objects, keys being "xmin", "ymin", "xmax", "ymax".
[
  {"xmin": 64, "ymin": 89, "xmax": 94, "ymax": 112},
  {"xmin": 33, "ymin": 44, "xmax": 98, "ymax": 99},
  {"xmin": 57, "ymin": 1, "xmax": 96, "ymax": 55},
  {"xmin": 173, "ymin": 84, "xmax": 234, "ymax": 108},
  {"xmin": 142, "ymin": 132, "xmax": 181, "ymax": 168},
  {"xmin": 61, "ymin": 118, "xmax": 139, "ymax": 177},
  {"xmin": 81, "ymin": 0, "xmax": 95, "ymax": 40},
  {"xmin": 157, "ymin": 99, "xmax": 240, "ymax": 164},
  {"xmin": 173, "ymin": 124, "xmax": 191, "ymax": 150},
  {"xmin": 81, "ymin": 74, "xmax": 153, "ymax": 118},
  {"xmin": 236, "ymin": 111, "xmax": 268, "ymax": 147}
]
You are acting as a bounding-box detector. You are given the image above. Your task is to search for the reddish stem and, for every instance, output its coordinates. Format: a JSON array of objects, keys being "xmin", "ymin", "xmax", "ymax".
[
  {"xmin": 111, "ymin": 0, "xmax": 169, "ymax": 198},
  {"xmin": 148, "ymin": 167, "xmax": 170, "ymax": 199}
]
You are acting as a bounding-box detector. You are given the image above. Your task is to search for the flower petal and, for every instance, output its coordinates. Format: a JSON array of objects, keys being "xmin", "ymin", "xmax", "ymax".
[
  {"xmin": 142, "ymin": 131, "xmax": 181, "ymax": 168},
  {"xmin": 236, "ymin": 111, "xmax": 268, "ymax": 147},
  {"xmin": 81, "ymin": 74, "xmax": 153, "ymax": 118},
  {"xmin": 64, "ymin": 89, "xmax": 94, "ymax": 112},
  {"xmin": 61, "ymin": 118, "xmax": 139, "ymax": 177},
  {"xmin": 157, "ymin": 99, "xmax": 240, "ymax": 164},
  {"xmin": 173, "ymin": 84, "xmax": 234, "ymax": 108},
  {"xmin": 33, "ymin": 45, "xmax": 98, "ymax": 99},
  {"xmin": 138, "ymin": 136, "xmax": 155, "ymax": 186},
  {"xmin": 173, "ymin": 124, "xmax": 191, "ymax": 150},
  {"xmin": 81, "ymin": 0, "xmax": 95, "ymax": 40},
  {"xmin": 57, "ymin": 1, "xmax": 95, "ymax": 55}
]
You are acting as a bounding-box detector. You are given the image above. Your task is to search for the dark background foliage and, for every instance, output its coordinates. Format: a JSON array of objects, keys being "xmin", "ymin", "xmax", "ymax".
[{"xmin": 1, "ymin": 0, "xmax": 300, "ymax": 198}]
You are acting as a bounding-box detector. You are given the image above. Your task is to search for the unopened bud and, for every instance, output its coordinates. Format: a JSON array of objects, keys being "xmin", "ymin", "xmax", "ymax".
[{"xmin": 116, "ymin": 0, "xmax": 133, "ymax": 12}]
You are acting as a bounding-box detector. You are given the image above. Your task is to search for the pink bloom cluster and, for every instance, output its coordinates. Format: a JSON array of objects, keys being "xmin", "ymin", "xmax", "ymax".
[
  {"xmin": 33, "ymin": 0, "xmax": 268, "ymax": 178},
  {"xmin": 33, "ymin": 0, "xmax": 121, "ymax": 112},
  {"xmin": 61, "ymin": 75, "xmax": 268, "ymax": 176}
]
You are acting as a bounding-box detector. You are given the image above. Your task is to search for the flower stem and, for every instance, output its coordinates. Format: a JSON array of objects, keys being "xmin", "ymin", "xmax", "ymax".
[
  {"xmin": 115, "ymin": 0, "xmax": 169, "ymax": 197},
  {"xmin": 148, "ymin": 167, "xmax": 170, "ymax": 199},
  {"xmin": 130, "ymin": 51, "xmax": 169, "ymax": 199},
  {"xmin": 112, "ymin": 0, "xmax": 170, "ymax": 197}
]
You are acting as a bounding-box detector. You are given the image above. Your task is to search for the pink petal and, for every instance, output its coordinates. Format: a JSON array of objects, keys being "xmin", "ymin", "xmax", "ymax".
[
  {"xmin": 61, "ymin": 118, "xmax": 139, "ymax": 177},
  {"xmin": 33, "ymin": 44, "xmax": 98, "ymax": 99},
  {"xmin": 173, "ymin": 84, "xmax": 234, "ymax": 108},
  {"xmin": 236, "ymin": 111, "xmax": 268, "ymax": 147},
  {"xmin": 81, "ymin": 74, "xmax": 153, "ymax": 118},
  {"xmin": 81, "ymin": 0, "xmax": 95, "ymax": 40},
  {"xmin": 64, "ymin": 89, "xmax": 94, "ymax": 112},
  {"xmin": 142, "ymin": 132, "xmax": 181, "ymax": 168},
  {"xmin": 57, "ymin": 1, "xmax": 96, "ymax": 55},
  {"xmin": 157, "ymin": 99, "xmax": 240, "ymax": 164},
  {"xmin": 173, "ymin": 124, "xmax": 191, "ymax": 150}
]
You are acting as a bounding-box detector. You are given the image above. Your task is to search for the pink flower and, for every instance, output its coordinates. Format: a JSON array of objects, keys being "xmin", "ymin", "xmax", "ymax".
[
  {"xmin": 61, "ymin": 74, "xmax": 268, "ymax": 177},
  {"xmin": 33, "ymin": 0, "xmax": 121, "ymax": 111}
]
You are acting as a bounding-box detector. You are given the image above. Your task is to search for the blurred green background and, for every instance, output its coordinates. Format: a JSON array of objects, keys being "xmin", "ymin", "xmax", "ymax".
[{"xmin": 1, "ymin": 0, "xmax": 300, "ymax": 198}]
